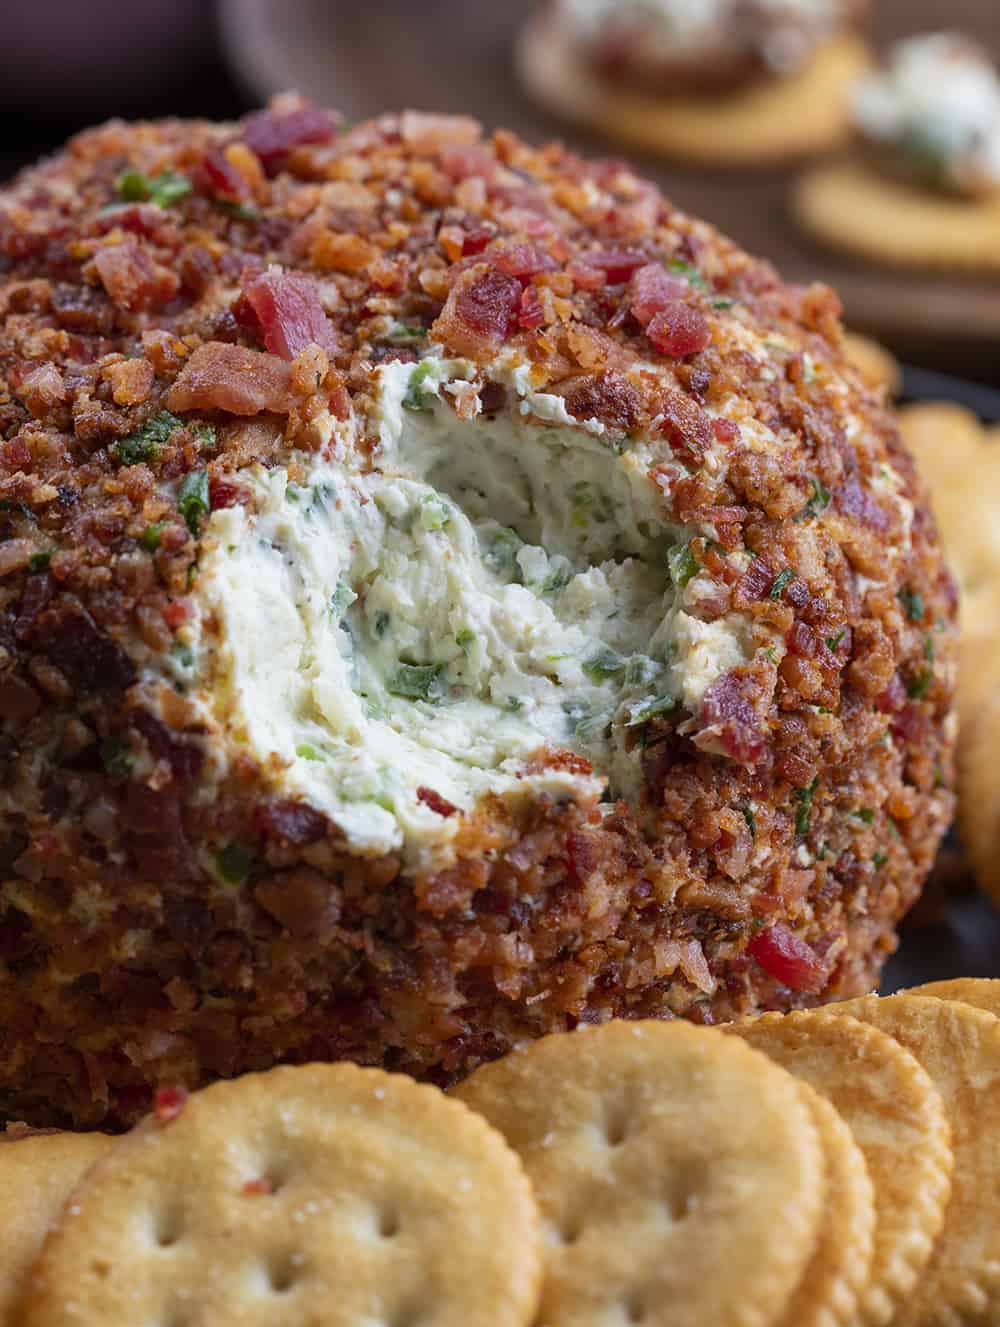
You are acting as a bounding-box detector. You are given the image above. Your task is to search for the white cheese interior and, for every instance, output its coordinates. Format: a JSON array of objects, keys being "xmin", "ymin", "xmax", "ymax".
[{"xmin": 191, "ymin": 355, "xmax": 753, "ymax": 865}]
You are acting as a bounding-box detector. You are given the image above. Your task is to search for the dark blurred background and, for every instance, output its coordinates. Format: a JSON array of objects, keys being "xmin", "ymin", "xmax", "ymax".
[{"xmin": 2, "ymin": 0, "xmax": 997, "ymax": 392}]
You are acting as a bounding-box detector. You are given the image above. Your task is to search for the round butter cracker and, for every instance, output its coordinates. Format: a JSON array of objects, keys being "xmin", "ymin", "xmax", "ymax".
[
  {"xmin": 776, "ymin": 1081, "xmax": 876, "ymax": 1327},
  {"xmin": 729, "ymin": 1010, "xmax": 953, "ymax": 1326},
  {"xmin": 0, "ymin": 1130, "xmax": 114, "ymax": 1326},
  {"xmin": 904, "ymin": 977, "xmax": 1000, "ymax": 1019},
  {"xmin": 834, "ymin": 993, "xmax": 1000, "ymax": 1327},
  {"xmin": 456, "ymin": 1018, "xmax": 825, "ymax": 1327},
  {"xmin": 23, "ymin": 1064, "xmax": 543, "ymax": 1327},
  {"xmin": 794, "ymin": 161, "xmax": 1000, "ymax": 272},
  {"xmin": 517, "ymin": 11, "xmax": 869, "ymax": 166}
]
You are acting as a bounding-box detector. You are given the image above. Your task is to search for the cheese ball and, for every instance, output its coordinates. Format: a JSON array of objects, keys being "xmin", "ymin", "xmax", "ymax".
[{"xmin": 0, "ymin": 101, "xmax": 956, "ymax": 1127}]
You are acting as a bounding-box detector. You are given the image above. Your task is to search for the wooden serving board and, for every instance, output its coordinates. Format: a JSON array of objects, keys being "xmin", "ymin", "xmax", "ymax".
[{"xmin": 220, "ymin": 0, "xmax": 1000, "ymax": 380}]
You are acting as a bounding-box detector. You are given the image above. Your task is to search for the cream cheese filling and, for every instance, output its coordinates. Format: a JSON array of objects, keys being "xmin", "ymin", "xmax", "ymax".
[{"xmin": 188, "ymin": 354, "xmax": 756, "ymax": 866}]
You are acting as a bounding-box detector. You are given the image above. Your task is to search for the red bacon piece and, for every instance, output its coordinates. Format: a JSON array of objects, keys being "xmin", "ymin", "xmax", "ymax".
[
  {"xmin": 432, "ymin": 264, "xmax": 521, "ymax": 358},
  {"xmin": 240, "ymin": 265, "xmax": 340, "ymax": 360},
  {"xmin": 166, "ymin": 343, "xmax": 293, "ymax": 416},
  {"xmin": 416, "ymin": 787, "xmax": 459, "ymax": 817},
  {"xmin": 242, "ymin": 106, "xmax": 336, "ymax": 171},
  {"xmin": 628, "ymin": 263, "xmax": 688, "ymax": 326},
  {"xmin": 202, "ymin": 148, "xmax": 252, "ymax": 201},
  {"xmin": 747, "ymin": 924, "xmax": 827, "ymax": 994},
  {"xmin": 491, "ymin": 242, "xmax": 557, "ymax": 282},
  {"xmin": 699, "ymin": 668, "xmax": 767, "ymax": 764},
  {"xmin": 647, "ymin": 303, "xmax": 711, "ymax": 358}
]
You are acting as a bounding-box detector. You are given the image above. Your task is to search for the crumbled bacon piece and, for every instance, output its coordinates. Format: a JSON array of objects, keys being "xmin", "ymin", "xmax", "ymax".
[
  {"xmin": 876, "ymin": 672, "xmax": 906, "ymax": 714},
  {"xmin": 713, "ymin": 418, "xmax": 741, "ymax": 444},
  {"xmin": 153, "ymin": 1085, "xmax": 188, "ymax": 1123},
  {"xmin": 647, "ymin": 304, "xmax": 711, "ymax": 358},
  {"xmin": 242, "ymin": 1177, "xmax": 275, "ymax": 1196},
  {"xmin": 835, "ymin": 475, "xmax": 889, "ymax": 533},
  {"xmin": 747, "ymin": 924, "xmax": 827, "ymax": 994},
  {"xmin": 253, "ymin": 799, "xmax": 328, "ymax": 846},
  {"xmin": 461, "ymin": 225, "xmax": 494, "ymax": 257},
  {"xmin": 242, "ymin": 106, "xmax": 337, "ymax": 172},
  {"xmin": 431, "ymin": 264, "xmax": 520, "ymax": 358},
  {"xmin": 699, "ymin": 668, "xmax": 767, "ymax": 764},
  {"xmin": 490, "ymin": 243, "xmax": 557, "ymax": 282},
  {"xmin": 628, "ymin": 263, "xmax": 688, "ymax": 326},
  {"xmin": 240, "ymin": 265, "xmax": 340, "ymax": 360},
  {"xmin": 166, "ymin": 343, "xmax": 293, "ymax": 416},
  {"xmin": 656, "ymin": 389, "xmax": 713, "ymax": 466},
  {"xmin": 93, "ymin": 242, "xmax": 160, "ymax": 312},
  {"xmin": 587, "ymin": 249, "xmax": 648, "ymax": 284},
  {"xmin": 202, "ymin": 148, "xmax": 252, "ymax": 201},
  {"xmin": 517, "ymin": 285, "xmax": 545, "ymax": 330},
  {"xmin": 563, "ymin": 371, "xmax": 640, "ymax": 431},
  {"xmin": 209, "ymin": 476, "xmax": 250, "ymax": 510},
  {"xmin": 417, "ymin": 787, "xmax": 459, "ymax": 817}
]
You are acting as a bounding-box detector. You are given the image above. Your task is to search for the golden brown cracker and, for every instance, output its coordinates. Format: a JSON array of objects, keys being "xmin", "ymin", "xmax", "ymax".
[
  {"xmin": 456, "ymin": 1019, "xmax": 825, "ymax": 1327},
  {"xmin": 23, "ymin": 1064, "xmax": 542, "ymax": 1327},
  {"xmin": 833, "ymin": 994, "xmax": 1000, "ymax": 1326},
  {"xmin": 842, "ymin": 331, "xmax": 901, "ymax": 397},
  {"xmin": 897, "ymin": 401, "xmax": 1000, "ymax": 901},
  {"xmin": 517, "ymin": 12, "xmax": 869, "ymax": 166},
  {"xmin": 729, "ymin": 1011, "xmax": 953, "ymax": 1326},
  {"xmin": 904, "ymin": 977, "xmax": 1000, "ymax": 1019},
  {"xmin": 0, "ymin": 1130, "xmax": 113, "ymax": 1326},
  {"xmin": 794, "ymin": 161, "xmax": 1000, "ymax": 272},
  {"xmin": 776, "ymin": 1081, "xmax": 876, "ymax": 1327}
]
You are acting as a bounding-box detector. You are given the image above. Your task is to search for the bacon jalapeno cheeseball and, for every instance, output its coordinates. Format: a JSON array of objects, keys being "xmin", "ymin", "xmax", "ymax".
[
  {"xmin": 0, "ymin": 101, "xmax": 956, "ymax": 1127},
  {"xmin": 553, "ymin": 0, "xmax": 868, "ymax": 94}
]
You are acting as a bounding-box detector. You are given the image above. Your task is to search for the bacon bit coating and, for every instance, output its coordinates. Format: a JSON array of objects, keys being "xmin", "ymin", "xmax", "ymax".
[{"xmin": 0, "ymin": 97, "xmax": 956, "ymax": 1128}]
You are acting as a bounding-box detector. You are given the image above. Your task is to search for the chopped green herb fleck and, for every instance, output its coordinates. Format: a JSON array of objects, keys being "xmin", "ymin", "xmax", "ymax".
[
  {"xmin": 924, "ymin": 635, "xmax": 935, "ymax": 663},
  {"xmin": 173, "ymin": 642, "xmax": 194, "ymax": 669},
  {"xmin": 625, "ymin": 655, "xmax": 661, "ymax": 687},
  {"xmin": 374, "ymin": 610, "xmax": 391, "ymax": 639},
  {"xmin": 624, "ymin": 695, "xmax": 677, "ymax": 727},
  {"xmin": 570, "ymin": 481, "xmax": 614, "ymax": 527},
  {"xmin": 186, "ymin": 561, "xmax": 199, "ymax": 590},
  {"xmin": 825, "ymin": 629, "xmax": 846, "ymax": 652},
  {"xmin": 141, "ymin": 523, "xmax": 165, "ymax": 552},
  {"xmin": 193, "ymin": 422, "xmax": 217, "ymax": 449},
  {"xmin": 384, "ymin": 322, "xmax": 427, "ymax": 346},
  {"xmin": 483, "ymin": 527, "xmax": 523, "ymax": 580},
  {"xmin": 853, "ymin": 807, "xmax": 875, "ymax": 825},
  {"xmin": 872, "ymin": 852, "xmax": 888, "ymax": 870},
  {"xmin": 388, "ymin": 662, "xmax": 446, "ymax": 701},
  {"xmin": 100, "ymin": 736, "xmax": 133, "ymax": 783},
  {"xmin": 331, "ymin": 579, "xmax": 357, "ymax": 619},
  {"xmin": 907, "ymin": 669, "xmax": 933, "ymax": 700},
  {"xmin": 113, "ymin": 410, "xmax": 183, "ymax": 466},
  {"xmin": 804, "ymin": 477, "xmax": 831, "ymax": 518},
  {"xmin": 542, "ymin": 564, "xmax": 572, "ymax": 594},
  {"xmin": 177, "ymin": 469, "xmax": 210, "ymax": 535},
  {"xmin": 794, "ymin": 776, "xmax": 819, "ymax": 837},
  {"xmin": 888, "ymin": 818, "xmax": 902, "ymax": 839},
  {"xmin": 456, "ymin": 628, "xmax": 475, "ymax": 650},
  {"xmin": 419, "ymin": 494, "xmax": 450, "ymax": 531},
  {"xmin": 28, "ymin": 550, "xmax": 51, "ymax": 573},
  {"xmin": 770, "ymin": 568, "xmax": 796, "ymax": 599},
  {"xmin": 117, "ymin": 169, "xmax": 192, "ymax": 208},
  {"xmin": 711, "ymin": 297, "xmax": 735, "ymax": 310},
  {"xmin": 308, "ymin": 482, "xmax": 336, "ymax": 516},
  {"xmin": 403, "ymin": 361, "xmax": 437, "ymax": 412},
  {"xmin": 742, "ymin": 805, "xmax": 757, "ymax": 838},
  {"xmin": 506, "ymin": 697, "xmax": 523, "ymax": 712},
  {"xmin": 213, "ymin": 198, "xmax": 259, "ymax": 221},
  {"xmin": 898, "ymin": 587, "xmax": 924, "ymax": 622},
  {"xmin": 667, "ymin": 258, "xmax": 708, "ymax": 291},
  {"xmin": 668, "ymin": 541, "xmax": 700, "ymax": 590},
  {"xmin": 216, "ymin": 842, "xmax": 253, "ymax": 883},
  {"xmin": 296, "ymin": 744, "xmax": 322, "ymax": 761},
  {"xmin": 583, "ymin": 648, "xmax": 626, "ymax": 683}
]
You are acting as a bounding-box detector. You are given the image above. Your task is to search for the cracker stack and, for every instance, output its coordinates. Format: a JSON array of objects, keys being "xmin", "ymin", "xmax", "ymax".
[{"xmin": 7, "ymin": 981, "xmax": 1000, "ymax": 1326}]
